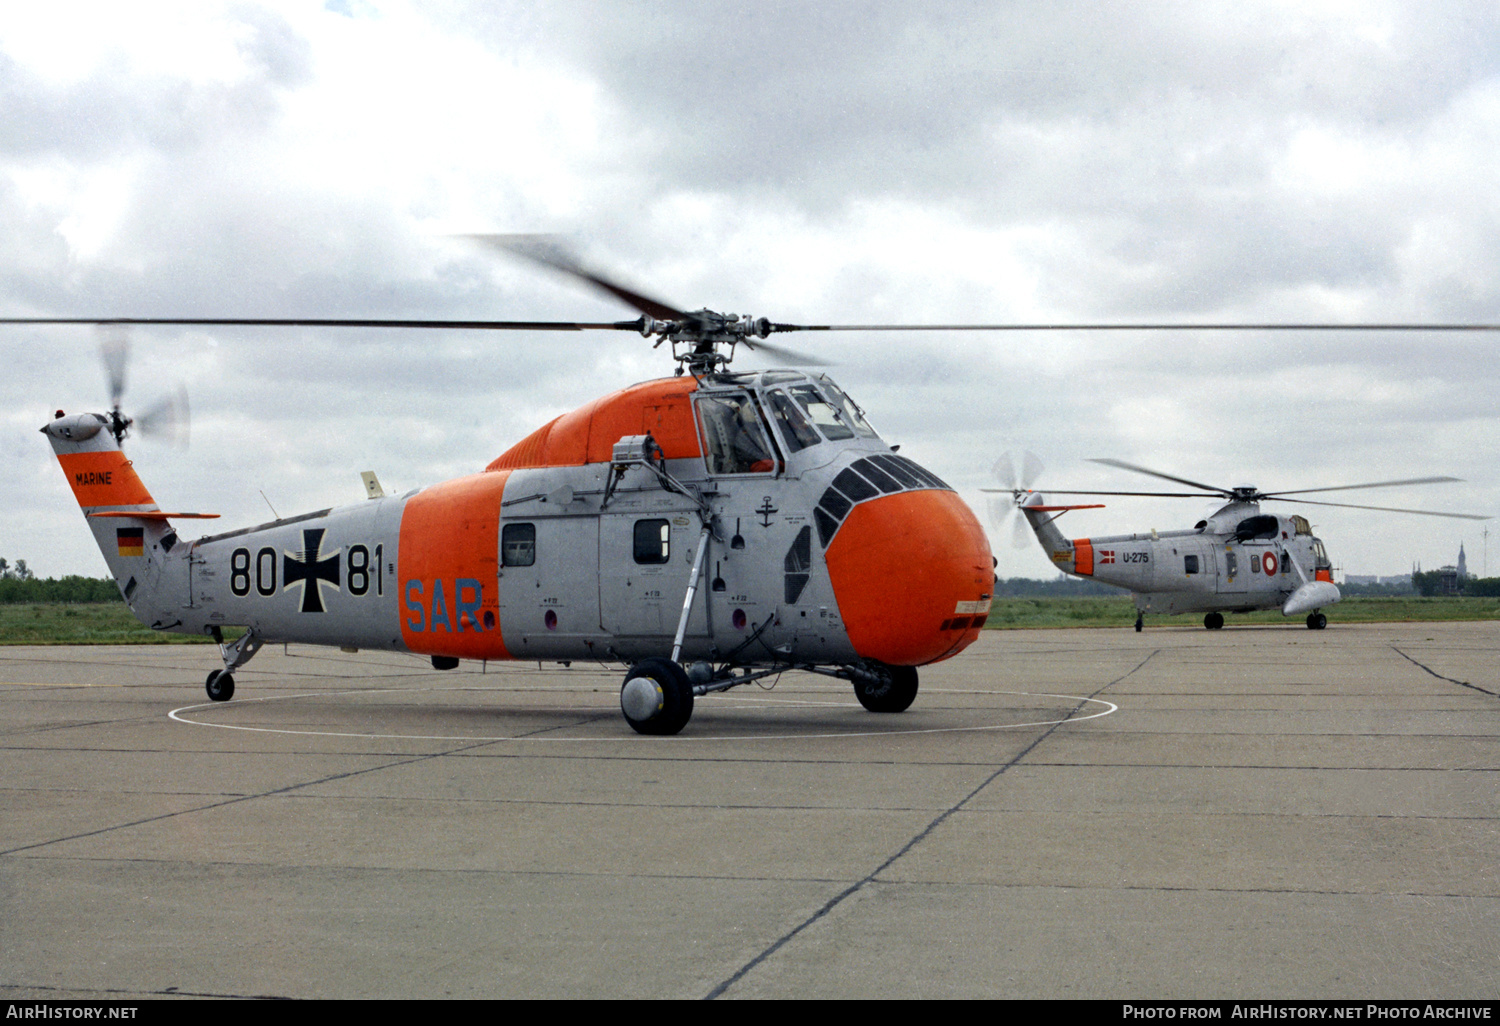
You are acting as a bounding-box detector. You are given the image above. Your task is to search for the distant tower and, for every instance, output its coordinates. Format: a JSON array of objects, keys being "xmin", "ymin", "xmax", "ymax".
[{"xmin": 1458, "ymin": 543, "xmax": 1468, "ymax": 580}]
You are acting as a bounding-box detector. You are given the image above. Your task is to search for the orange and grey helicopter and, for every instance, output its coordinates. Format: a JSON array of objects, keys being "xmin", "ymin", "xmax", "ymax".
[
  {"xmin": 19, "ymin": 239, "xmax": 1004, "ymax": 735},
  {"xmin": 988, "ymin": 454, "xmax": 1490, "ymax": 632},
  {"xmin": 10, "ymin": 241, "xmax": 1500, "ymax": 730}
]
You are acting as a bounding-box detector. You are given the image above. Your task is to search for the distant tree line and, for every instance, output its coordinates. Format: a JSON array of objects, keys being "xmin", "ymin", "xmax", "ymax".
[
  {"xmin": 1409, "ymin": 571, "xmax": 1500, "ymax": 598},
  {"xmin": 1339, "ymin": 579, "xmax": 1415, "ymax": 597},
  {"xmin": 993, "ymin": 576, "xmax": 1124, "ymax": 598},
  {"xmin": 0, "ymin": 559, "xmax": 121, "ymax": 603}
]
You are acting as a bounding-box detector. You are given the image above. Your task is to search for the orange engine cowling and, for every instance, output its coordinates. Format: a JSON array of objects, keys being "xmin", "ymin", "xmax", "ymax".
[{"xmin": 824, "ymin": 489, "xmax": 994, "ymax": 666}]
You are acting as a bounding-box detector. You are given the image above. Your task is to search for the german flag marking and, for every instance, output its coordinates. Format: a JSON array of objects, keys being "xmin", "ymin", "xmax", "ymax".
[{"xmin": 116, "ymin": 527, "xmax": 145, "ymax": 557}]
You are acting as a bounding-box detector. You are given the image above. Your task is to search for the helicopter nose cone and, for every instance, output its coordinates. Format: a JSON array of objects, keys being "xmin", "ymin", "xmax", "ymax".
[{"xmin": 824, "ymin": 489, "xmax": 994, "ymax": 666}]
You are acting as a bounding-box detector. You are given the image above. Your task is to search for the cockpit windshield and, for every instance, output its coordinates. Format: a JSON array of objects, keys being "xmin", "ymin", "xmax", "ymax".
[
  {"xmin": 779, "ymin": 379, "xmax": 880, "ymax": 446},
  {"xmin": 765, "ymin": 390, "xmax": 822, "ymax": 453},
  {"xmin": 787, "ymin": 383, "xmax": 853, "ymax": 440},
  {"xmin": 816, "ymin": 379, "xmax": 879, "ymax": 439}
]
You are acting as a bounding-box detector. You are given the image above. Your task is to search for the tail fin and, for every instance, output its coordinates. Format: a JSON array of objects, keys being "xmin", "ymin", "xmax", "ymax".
[
  {"xmin": 41, "ymin": 412, "xmax": 204, "ymax": 624},
  {"xmin": 1020, "ymin": 493, "xmax": 1078, "ymax": 574}
]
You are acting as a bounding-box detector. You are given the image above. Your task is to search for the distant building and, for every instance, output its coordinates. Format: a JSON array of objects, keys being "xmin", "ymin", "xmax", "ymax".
[
  {"xmin": 1458, "ymin": 543, "xmax": 1468, "ymax": 580},
  {"xmin": 1438, "ymin": 565, "xmax": 1461, "ymax": 595}
]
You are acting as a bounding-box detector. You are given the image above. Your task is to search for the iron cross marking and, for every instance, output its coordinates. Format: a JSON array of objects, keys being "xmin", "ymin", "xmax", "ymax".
[
  {"xmin": 283, "ymin": 528, "xmax": 341, "ymax": 613},
  {"xmin": 756, "ymin": 495, "xmax": 779, "ymax": 527}
]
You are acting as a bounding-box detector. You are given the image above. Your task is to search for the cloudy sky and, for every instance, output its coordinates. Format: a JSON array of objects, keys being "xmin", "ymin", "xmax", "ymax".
[{"xmin": 2, "ymin": 1, "xmax": 1496, "ymax": 583}]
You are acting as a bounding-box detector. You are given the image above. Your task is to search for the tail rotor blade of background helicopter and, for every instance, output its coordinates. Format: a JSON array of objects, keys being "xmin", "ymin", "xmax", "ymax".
[
  {"xmin": 461, "ymin": 234, "xmax": 688, "ymax": 323},
  {"xmin": 1019, "ymin": 451, "xmax": 1044, "ymax": 492},
  {"xmin": 1010, "ymin": 509, "xmax": 1033, "ymax": 549},
  {"xmin": 991, "ymin": 453, "xmax": 1018, "ymax": 492}
]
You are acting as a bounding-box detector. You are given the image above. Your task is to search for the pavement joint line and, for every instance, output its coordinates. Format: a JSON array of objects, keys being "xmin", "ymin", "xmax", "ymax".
[
  {"xmin": 702, "ymin": 648, "xmax": 1160, "ymax": 1000},
  {"xmin": 0, "ymin": 727, "xmax": 564, "ymax": 857},
  {"xmin": 0, "ymin": 981, "xmax": 290, "ymax": 1000},
  {"xmin": 1390, "ymin": 645, "xmax": 1498, "ymax": 696},
  {"xmin": 4, "ymin": 851, "xmax": 1496, "ymax": 900}
]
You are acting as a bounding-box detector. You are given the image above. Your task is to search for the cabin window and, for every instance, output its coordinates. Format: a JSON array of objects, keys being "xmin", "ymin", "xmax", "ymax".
[
  {"xmin": 502, "ymin": 523, "xmax": 536, "ymax": 567},
  {"xmin": 1184, "ymin": 554, "xmax": 1199, "ymax": 574},
  {"xmin": 697, "ymin": 393, "xmax": 776, "ymax": 475},
  {"xmin": 1225, "ymin": 550, "xmax": 1238, "ymax": 579},
  {"xmin": 766, "ymin": 389, "xmax": 822, "ymax": 453},
  {"xmin": 633, "ymin": 519, "xmax": 671, "ymax": 564},
  {"xmin": 1234, "ymin": 515, "xmax": 1279, "ymax": 542},
  {"xmin": 1280, "ymin": 552, "xmax": 1290, "ymax": 575}
]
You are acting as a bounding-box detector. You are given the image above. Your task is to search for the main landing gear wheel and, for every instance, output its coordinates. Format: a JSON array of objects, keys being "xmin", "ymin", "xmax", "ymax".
[
  {"xmin": 854, "ymin": 665, "xmax": 919, "ymax": 713},
  {"xmin": 1306, "ymin": 612, "xmax": 1327, "ymax": 630},
  {"xmin": 205, "ymin": 670, "xmax": 235, "ymax": 702},
  {"xmin": 1134, "ymin": 612, "xmax": 1144, "ymax": 632},
  {"xmin": 1204, "ymin": 612, "xmax": 1224, "ymax": 630},
  {"xmin": 620, "ymin": 657, "xmax": 694, "ymax": 736}
]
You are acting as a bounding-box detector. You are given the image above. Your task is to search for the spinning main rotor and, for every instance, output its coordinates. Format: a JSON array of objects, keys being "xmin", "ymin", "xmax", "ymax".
[
  {"xmin": 7, "ymin": 234, "xmax": 1500, "ymax": 379},
  {"xmin": 1026, "ymin": 458, "xmax": 1490, "ymax": 521}
]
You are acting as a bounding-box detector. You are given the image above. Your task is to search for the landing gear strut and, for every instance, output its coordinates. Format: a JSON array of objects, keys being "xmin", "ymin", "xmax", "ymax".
[{"xmin": 205, "ymin": 627, "xmax": 263, "ymax": 702}]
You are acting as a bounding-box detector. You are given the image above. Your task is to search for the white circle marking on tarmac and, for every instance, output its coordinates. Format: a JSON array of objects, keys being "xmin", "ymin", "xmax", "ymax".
[{"xmin": 168, "ymin": 685, "xmax": 1117, "ymax": 743}]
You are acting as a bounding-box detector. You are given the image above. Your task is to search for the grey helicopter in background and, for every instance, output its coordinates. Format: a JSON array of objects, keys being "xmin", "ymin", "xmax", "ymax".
[{"xmin": 987, "ymin": 454, "xmax": 1491, "ymax": 631}]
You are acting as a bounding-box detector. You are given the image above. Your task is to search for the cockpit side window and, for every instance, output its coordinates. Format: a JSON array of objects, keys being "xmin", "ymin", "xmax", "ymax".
[
  {"xmin": 766, "ymin": 389, "xmax": 822, "ymax": 453},
  {"xmin": 1312, "ymin": 538, "xmax": 1331, "ymax": 570},
  {"xmin": 697, "ymin": 393, "xmax": 777, "ymax": 475}
]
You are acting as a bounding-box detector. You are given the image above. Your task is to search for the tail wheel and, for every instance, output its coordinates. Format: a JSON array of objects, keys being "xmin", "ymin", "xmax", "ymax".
[
  {"xmin": 205, "ymin": 670, "xmax": 234, "ymax": 702},
  {"xmin": 854, "ymin": 664, "xmax": 919, "ymax": 713},
  {"xmin": 620, "ymin": 657, "xmax": 693, "ymax": 735}
]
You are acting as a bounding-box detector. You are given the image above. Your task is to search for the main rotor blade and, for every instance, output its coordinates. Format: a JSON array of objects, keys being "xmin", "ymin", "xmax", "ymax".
[
  {"xmin": 738, "ymin": 334, "xmax": 828, "ymax": 367},
  {"xmin": 979, "ymin": 488, "xmax": 1221, "ymax": 498},
  {"xmin": 463, "ymin": 234, "xmax": 687, "ymax": 323},
  {"xmin": 1087, "ymin": 458, "xmax": 1229, "ymax": 496},
  {"xmin": 1263, "ymin": 476, "xmax": 1463, "ymax": 497},
  {"xmin": 773, "ymin": 322, "xmax": 1500, "ymax": 332},
  {"xmin": 1274, "ymin": 497, "xmax": 1491, "ymax": 520},
  {"xmin": 1, "ymin": 316, "xmax": 641, "ymax": 331}
]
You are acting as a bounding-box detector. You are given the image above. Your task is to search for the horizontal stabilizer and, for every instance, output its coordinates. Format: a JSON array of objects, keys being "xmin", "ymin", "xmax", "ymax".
[{"xmin": 88, "ymin": 511, "xmax": 220, "ymax": 520}]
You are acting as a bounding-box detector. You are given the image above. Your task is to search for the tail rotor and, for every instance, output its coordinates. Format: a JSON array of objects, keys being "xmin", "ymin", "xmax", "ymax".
[
  {"xmin": 987, "ymin": 450, "xmax": 1045, "ymax": 549},
  {"xmin": 93, "ymin": 326, "xmax": 190, "ymax": 447}
]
